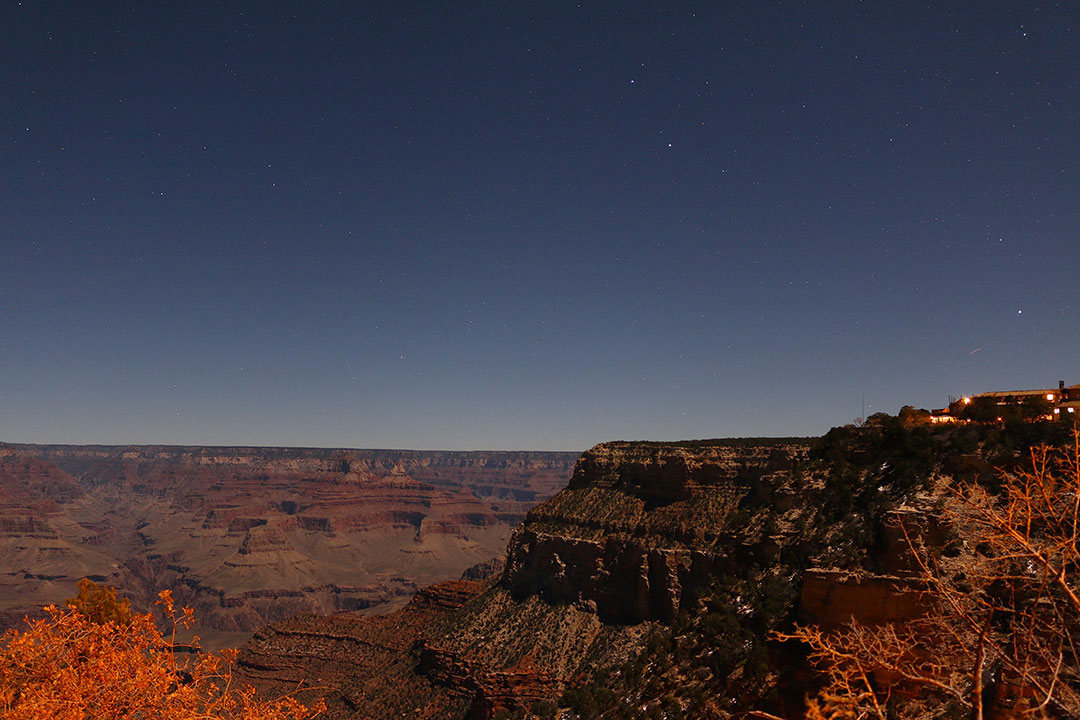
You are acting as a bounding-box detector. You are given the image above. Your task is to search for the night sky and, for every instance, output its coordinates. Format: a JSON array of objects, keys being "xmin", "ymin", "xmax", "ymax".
[{"xmin": 3, "ymin": 3, "xmax": 1078, "ymax": 450}]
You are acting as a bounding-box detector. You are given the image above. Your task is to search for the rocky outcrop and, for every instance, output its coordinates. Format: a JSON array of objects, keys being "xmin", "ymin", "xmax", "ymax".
[
  {"xmin": 236, "ymin": 438, "xmax": 818, "ymax": 718},
  {"xmin": 504, "ymin": 440, "xmax": 809, "ymax": 623},
  {"xmin": 799, "ymin": 569, "xmax": 929, "ymax": 628},
  {"xmin": 416, "ymin": 641, "xmax": 563, "ymax": 719},
  {"xmin": 234, "ymin": 425, "xmax": 1069, "ymax": 718},
  {"xmin": 238, "ymin": 580, "xmax": 487, "ymax": 719},
  {"xmin": 460, "ymin": 557, "xmax": 504, "ymax": 581}
]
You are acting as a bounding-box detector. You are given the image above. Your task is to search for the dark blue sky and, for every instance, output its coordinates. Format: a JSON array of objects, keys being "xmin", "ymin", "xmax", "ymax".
[{"xmin": 3, "ymin": 2, "xmax": 1077, "ymax": 450}]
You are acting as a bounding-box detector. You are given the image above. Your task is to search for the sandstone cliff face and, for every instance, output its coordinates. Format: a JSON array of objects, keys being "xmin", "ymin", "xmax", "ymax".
[
  {"xmin": 0, "ymin": 443, "xmax": 577, "ymax": 649},
  {"xmin": 504, "ymin": 440, "xmax": 809, "ymax": 624}
]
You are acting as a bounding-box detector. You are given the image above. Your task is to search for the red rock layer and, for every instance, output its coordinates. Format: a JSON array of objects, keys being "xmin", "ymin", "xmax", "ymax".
[{"xmin": 0, "ymin": 443, "xmax": 577, "ymax": 649}]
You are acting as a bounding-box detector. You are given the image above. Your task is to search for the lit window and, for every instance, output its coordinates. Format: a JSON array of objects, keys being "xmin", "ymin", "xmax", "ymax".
[{"xmin": 1047, "ymin": 393, "xmax": 1056, "ymax": 401}]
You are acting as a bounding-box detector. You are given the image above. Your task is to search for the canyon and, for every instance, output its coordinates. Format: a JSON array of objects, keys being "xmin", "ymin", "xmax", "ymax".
[
  {"xmin": 0, "ymin": 443, "xmax": 578, "ymax": 648},
  {"xmin": 5, "ymin": 422, "xmax": 1067, "ymax": 717},
  {"xmin": 237, "ymin": 438, "xmax": 822, "ymax": 717},
  {"xmin": 235, "ymin": 423, "xmax": 1067, "ymax": 718}
]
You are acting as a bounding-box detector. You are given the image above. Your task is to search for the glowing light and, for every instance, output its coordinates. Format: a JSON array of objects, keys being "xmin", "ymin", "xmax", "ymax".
[
  {"xmin": 1047, "ymin": 393, "xmax": 1056, "ymax": 401},
  {"xmin": 963, "ymin": 397, "xmax": 971, "ymax": 404}
]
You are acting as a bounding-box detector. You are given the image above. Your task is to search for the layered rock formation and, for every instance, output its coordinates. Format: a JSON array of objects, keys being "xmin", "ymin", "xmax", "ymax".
[
  {"xmin": 240, "ymin": 425, "xmax": 1034, "ymax": 718},
  {"xmin": 237, "ymin": 438, "xmax": 825, "ymax": 718},
  {"xmin": 0, "ymin": 444, "xmax": 577, "ymax": 648},
  {"xmin": 10, "ymin": 423, "xmax": 1058, "ymax": 716},
  {"xmin": 0, "ymin": 448, "xmax": 117, "ymax": 630},
  {"xmin": 504, "ymin": 440, "xmax": 808, "ymax": 623}
]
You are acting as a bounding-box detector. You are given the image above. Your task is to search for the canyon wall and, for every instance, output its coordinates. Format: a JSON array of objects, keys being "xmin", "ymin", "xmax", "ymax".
[
  {"xmin": 503, "ymin": 440, "xmax": 808, "ymax": 623},
  {"xmin": 237, "ymin": 437, "xmax": 836, "ymax": 718},
  {"xmin": 0, "ymin": 443, "xmax": 577, "ymax": 648}
]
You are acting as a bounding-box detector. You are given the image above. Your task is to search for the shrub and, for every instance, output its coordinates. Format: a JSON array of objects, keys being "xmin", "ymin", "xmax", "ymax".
[
  {"xmin": 65, "ymin": 577, "xmax": 133, "ymax": 625},
  {"xmin": 0, "ymin": 587, "xmax": 323, "ymax": 719},
  {"xmin": 781, "ymin": 431, "xmax": 1080, "ymax": 718}
]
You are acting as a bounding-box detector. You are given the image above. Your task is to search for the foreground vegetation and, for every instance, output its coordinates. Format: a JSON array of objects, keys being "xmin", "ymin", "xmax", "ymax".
[
  {"xmin": 0, "ymin": 579, "xmax": 323, "ymax": 719},
  {"xmin": 785, "ymin": 430, "xmax": 1080, "ymax": 719}
]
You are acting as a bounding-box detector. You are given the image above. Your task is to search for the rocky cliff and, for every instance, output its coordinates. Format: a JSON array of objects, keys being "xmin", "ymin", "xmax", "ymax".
[
  {"xmin": 504, "ymin": 440, "xmax": 808, "ymax": 624},
  {"xmin": 237, "ymin": 437, "xmax": 829, "ymax": 718},
  {"xmin": 0, "ymin": 444, "xmax": 577, "ymax": 648},
  {"xmin": 237, "ymin": 423, "xmax": 1061, "ymax": 718}
]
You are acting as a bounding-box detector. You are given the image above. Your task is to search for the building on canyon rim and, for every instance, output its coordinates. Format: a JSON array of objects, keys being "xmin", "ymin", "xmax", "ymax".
[{"xmin": 930, "ymin": 379, "xmax": 1080, "ymax": 423}]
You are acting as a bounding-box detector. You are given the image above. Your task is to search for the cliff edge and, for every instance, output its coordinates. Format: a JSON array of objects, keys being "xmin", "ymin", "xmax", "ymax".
[
  {"xmin": 238, "ymin": 422, "xmax": 1068, "ymax": 718},
  {"xmin": 238, "ymin": 438, "xmax": 822, "ymax": 718}
]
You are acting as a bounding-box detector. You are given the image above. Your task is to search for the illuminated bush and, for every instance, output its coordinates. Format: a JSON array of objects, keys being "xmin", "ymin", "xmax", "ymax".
[{"xmin": 0, "ymin": 586, "xmax": 323, "ymax": 719}]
